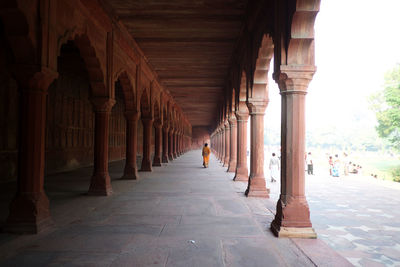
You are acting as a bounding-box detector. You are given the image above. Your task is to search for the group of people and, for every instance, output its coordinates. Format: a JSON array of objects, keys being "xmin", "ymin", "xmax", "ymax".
[
  {"xmin": 328, "ymin": 154, "xmax": 341, "ymax": 177},
  {"xmin": 328, "ymin": 153, "xmax": 362, "ymax": 177}
]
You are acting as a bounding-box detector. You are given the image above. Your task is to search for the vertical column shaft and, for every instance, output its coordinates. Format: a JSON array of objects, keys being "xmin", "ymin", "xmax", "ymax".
[
  {"xmin": 6, "ymin": 70, "xmax": 57, "ymax": 233},
  {"xmin": 271, "ymin": 67, "xmax": 316, "ymax": 238},
  {"xmin": 168, "ymin": 129, "xmax": 174, "ymax": 161},
  {"xmin": 228, "ymin": 116, "xmax": 237, "ymax": 172},
  {"xmin": 122, "ymin": 111, "xmax": 139, "ymax": 179},
  {"xmin": 140, "ymin": 118, "xmax": 153, "ymax": 171},
  {"xmin": 89, "ymin": 98, "xmax": 116, "ymax": 196},
  {"xmin": 234, "ymin": 112, "xmax": 249, "ymax": 181},
  {"xmin": 152, "ymin": 122, "xmax": 162, "ymax": 166},
  {"xmin": 245, "ymin": 103, "xmax": 269, "ymax": 198},
  {"xmin": 223, "ymin": 121, "xmax": 230, "ymax": 167},
  {"xmin": 162, "ymin": 125, "xmax": 169, "ymax": 163}
]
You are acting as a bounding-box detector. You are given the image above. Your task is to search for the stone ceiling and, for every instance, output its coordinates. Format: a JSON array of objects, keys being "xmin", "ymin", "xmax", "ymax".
[{"xmin": 103, "ymin": 0, "xmax": 248, "ymax": 127}]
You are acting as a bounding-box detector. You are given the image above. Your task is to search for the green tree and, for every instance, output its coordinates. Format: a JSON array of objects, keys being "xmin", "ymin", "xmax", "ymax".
[{"xmin": 370, "ymin": 64, "xmax": 400, "ymax": 151}]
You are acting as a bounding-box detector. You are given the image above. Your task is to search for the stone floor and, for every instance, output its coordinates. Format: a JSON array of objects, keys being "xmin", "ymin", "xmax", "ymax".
[
  {"xmin": 264, "ymin": 158, "xmax": 400, "ymax": 267},
  {"xmin": 0, "ymin": 150, "xmax": 349, "ymax": 267}
]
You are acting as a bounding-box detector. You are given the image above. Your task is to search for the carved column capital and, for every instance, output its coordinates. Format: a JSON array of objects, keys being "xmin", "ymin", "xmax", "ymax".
[
  {"xmin": 163, "ymin": 122, "xmax": 170, "ymax": 131},
  {"xmin": 142, "ymin": 117, "xmax": 154, "ymax": 124},
  {"xmin": 124, "ymin": 110, "xmax": 140, "ymax": 121},
  {"xmin": 235, "ymin": 110, "xmax": 249, "ymax": 122},
  {"xmin": 154, "ymin": 120, "xmax": 163, "ymax": 129},
  {"xmin": 275, "ymin": 65, "xmax": 316, "ymax": 95},
  {"xmin": 228, "ymin": 116, "xmax": 237, "ymax": 127},
  {"xmin": 14, "ymin": 66, "xmax": 59, "ymax": 92},
  {"xmin": 91, "ymin": 97, "xmax": 116, "ymax": 113},
  {"xmin": 246, "ymin": 100, "xmax": 267, "ymax": 115},
  {"xmin": 224, "ymin": 120, "xmax": 230, "ymax": 129}
]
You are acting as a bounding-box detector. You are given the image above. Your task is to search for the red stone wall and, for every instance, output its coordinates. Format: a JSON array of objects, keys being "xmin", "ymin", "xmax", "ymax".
[
  {"xmin": 45, "ymin": 43, "xmax": 95, "ymax": 174},
  {"xmin": 191, "ymin": 126, "xmax": 210, "ymax": 149},
  {"xmin": 109, "ymin": 97, "xmax": 126, "ymax": 161}
]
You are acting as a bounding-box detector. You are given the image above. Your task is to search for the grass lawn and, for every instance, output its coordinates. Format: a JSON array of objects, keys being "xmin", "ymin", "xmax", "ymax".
[{"xmin": 346, "ymin": 152, "xmax": 399, "ymax": 181}]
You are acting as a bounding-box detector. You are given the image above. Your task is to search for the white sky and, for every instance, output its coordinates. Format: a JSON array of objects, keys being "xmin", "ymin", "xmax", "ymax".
[{"xmin": 266, "ymin": 0, "xmax": 400, "ymax": 132}]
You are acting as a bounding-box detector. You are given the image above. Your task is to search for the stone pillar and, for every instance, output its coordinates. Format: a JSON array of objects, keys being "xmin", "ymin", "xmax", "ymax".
[
  {"xmin": 227, "ymin": 115, "xmax": 237, "ymax": 172},
  {"xmin": 121, "ymin": 110, "xmax": 140, "ymax": 180},
  {"xmin": 177, "ymin": 132, "xmax": 181, "ymax": 156},
  {"xmin": 245, "ymin": 101, "xmax": 269, "ymax": 198},
  {"xmin": 223, "ymin": 120, "xmax": 230, "ymax": 167},
  {"xmin": 152, "ymin": 121, "xmax": 162, "ymax": 166},
  {"xmin": 234, "ymin": 110, "xmax": 249, "ymax": 181},
  {"xmin": 220, "ymin": 126, "xmax": 225, "ymax": 163},
  {"xmin": 271, "ymin": 66, "xmax": 316, "ymax": 238},
  {"xmin": 173, "ymin": 131, "xmax": 178, "ymax": 158},
  {"xmin": 140, "ymin": 117, "xmax": 153, "ymax": 171},
  {"xmin": 89, "ymin": 97, "xmax": 116, "ymax": 196},
  {"xmin": 162, "ymin": 124, "xmax": 169, "ymax": 163},
  {"xmin": 168, "ymin": 129, "xmax": 174, "ymax": 161},
  {"xmin": 219, "ymin": 126, "xmax": 225, "ymax": 162},
  {"xmin": 5, "ymin": 69, "xmax": 57, "ymax": 234}
]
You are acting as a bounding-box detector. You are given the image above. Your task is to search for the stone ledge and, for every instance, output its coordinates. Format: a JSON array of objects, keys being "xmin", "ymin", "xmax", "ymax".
[{"xmin": 292, "ymin": 238, "xmax": 353, "ymax": 267}]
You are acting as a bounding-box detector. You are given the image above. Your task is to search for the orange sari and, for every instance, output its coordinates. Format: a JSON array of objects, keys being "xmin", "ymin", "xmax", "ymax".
[{"xmin": 202, "ymin": 146, "xmax": 211, "ymax": 167}]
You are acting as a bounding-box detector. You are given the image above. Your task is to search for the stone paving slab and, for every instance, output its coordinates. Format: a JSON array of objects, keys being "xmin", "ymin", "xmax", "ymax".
[
  {"xmin": 263, "ymin": 153, "xmax": 400, "ymax": 267},
  {"xmin": 0, "ymin": 151, "xmax": 349, "ymax": 266}
]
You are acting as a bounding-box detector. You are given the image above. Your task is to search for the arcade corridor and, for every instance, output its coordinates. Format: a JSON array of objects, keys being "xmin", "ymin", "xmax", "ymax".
[{"xmin": 0, "ymin": 151, "xmax": 349, "ymax": 266}]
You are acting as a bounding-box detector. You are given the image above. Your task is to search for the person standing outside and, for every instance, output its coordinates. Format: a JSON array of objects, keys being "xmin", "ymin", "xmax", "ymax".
[
  {"xmin": 269, "ymin": 153, "xmax": 280, "ymax": 182},
  {"xmin": 202, "ymin": 143, "xmax": 211, "ymax": 168},
  {"xmin": 328, "ymin": 156, "xmax": 333, "ymax": 176},
  {"xmin": 332, "ymin": 154, "xmax": 340, "ymax": 177},
  {"xmin": 307, "ymin": 152, "xmax": 314, "ymax": 175}
]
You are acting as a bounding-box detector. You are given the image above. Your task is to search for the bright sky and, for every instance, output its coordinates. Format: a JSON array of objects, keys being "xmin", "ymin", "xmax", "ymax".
[{"xmin": 266, "ymin": 0, "xmax": 400, "ymax": 132}]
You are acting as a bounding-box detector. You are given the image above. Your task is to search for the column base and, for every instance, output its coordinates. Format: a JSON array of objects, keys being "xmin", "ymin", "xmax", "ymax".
[
  {"xmin": 168, "ymin": 155, "xmax": 174, "ymax": 161},
  {"xmin": 5, "ymin": 192, "xmax": 53, "ymax": 234},
  {"xmin": 223, "ymin": 159, "xmax": 229, "ymax": 167},
  {"xmin": 140, "ymin": 160, "xmax": 152, "ymax": 172},
  {"xmin": 162, "ymin": 155, "xmax": 169, "ymax": 163},
  {"xmin": 271, "ymin": 221, "xmax": 317, "ymax": 238},
  {"xmin": 233, "ymin": 167, "xmax": 248, "ymax": 181},
  {"xmin": 88, "ymin": 173, "xmax": 113, "ymax": 196},
  {"xmin": 245, "ymin": 188, "xmax": 270, "ymax": 198},
  {"xmin": 152, "ymin": 157, "xmax": 162, "ymax": 167},
  {"xmin": 173, "ymin": 153, "xmax": 178, "ymax": 159},
  {"xmin": 245, "ymin": 177, "xmax": 269, "ymax": 198},
  {"xmin": 227, "ymin": 161, "xmax": 236, "ymax": 172},
  {"xmin": 121, "ymin": 165, "xmax": 139, "ymax": 180}
]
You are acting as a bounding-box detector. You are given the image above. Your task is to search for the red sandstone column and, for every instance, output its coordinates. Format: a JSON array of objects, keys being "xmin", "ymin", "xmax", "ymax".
[
  {"xmin": 245, "ymin": 101, "xmax": 269, "ymax": 198},
  {"xmin": 6, "ymin": 69, "xmax": 57, "ymax": 233},
  {"xmin": 168, "ymin": 129, "xmax": 174, "ymax": 161},
  {"xmin": 234, "ymin": 109, "xmax": 249, "ymax": 181},
  {"xmin": 140, "ymin": 117, "xmax": 153, "ymax": 171},
  {"xmin": 152, "ymin": 121, "xmax": 162, "ymax": 166},
  {"xmin": 223, "ymin": 120, "xmax": 230, "ymax": 167},
  {"xmin": 227, "ymin": 115, "xmax": 237, "ymax": 172},
  {"xmin": 216, "ymin": 130, "xmax": 219, "ymax": 158},
  {"xmin": 173, "ymin": 130, "xmax": 178, "ymax": 158},
  {"xmin": 220, "ymin": 126, "xmax": 225, "ymax": 163},
  {"xmin": 271, "ymin": 67, "xmax": 316, "ymax": 238},
  {"xmin": 89, "ymin": 97, "xmax": 116, "ymax": 196},
  {"xmin": 162, "ymin": 124, "xmax": 169, "ymax": 163},
  {"xmin": 177, "ymin": 132, "xmax": 181, "ymax": 156},
  {"xmin": 122, "ymin": 111, "xmax": 140, "ymax": 180}
]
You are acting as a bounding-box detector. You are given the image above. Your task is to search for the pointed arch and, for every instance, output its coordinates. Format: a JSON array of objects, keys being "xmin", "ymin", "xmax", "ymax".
[
  {"xmin": 248, "ymin": 34, "xmax": 274, "ymax": 100},
  {"xmin": 116, "ymin": 71, "xmax": 136, "ymax": 111},
  {"xmin": 56, "ymin": 34, "xmax": 107, "ymax": 97}
]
